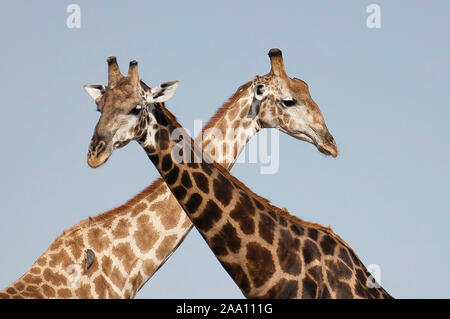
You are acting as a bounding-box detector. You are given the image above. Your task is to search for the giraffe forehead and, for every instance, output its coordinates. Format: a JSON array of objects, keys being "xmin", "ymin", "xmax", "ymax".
[{"xmin": 100, "ymin": 79, "xmax": 142, "ymax": 113}]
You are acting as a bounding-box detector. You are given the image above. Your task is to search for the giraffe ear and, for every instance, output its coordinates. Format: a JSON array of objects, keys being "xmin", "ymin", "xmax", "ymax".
[
  {"xmin": 84, "ymin": 84, "xmax": 106, "ymax": 102},
  {"xmin": 149, "ymin": 81, "xmax": 179, "ymax": 103},
  {"xmin": 254, "ymin": 83, "xmax": 268, "ymax": 101}
]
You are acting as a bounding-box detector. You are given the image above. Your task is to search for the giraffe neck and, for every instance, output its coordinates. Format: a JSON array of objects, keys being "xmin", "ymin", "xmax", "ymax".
[
  {"xmin": 139, "ymin": 107, "xmax": 392, "ymax": 299},
  {"xmin": 0, "ymin": 82, "xmax": 261, "ymax": 299},
  {"xmin": 196, "ymin": 84, "xmax": 260, "ymax": 168}
]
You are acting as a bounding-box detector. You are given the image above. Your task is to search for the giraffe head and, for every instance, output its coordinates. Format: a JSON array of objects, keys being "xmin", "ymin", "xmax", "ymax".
[
  {"xmin": 84, "ymin": 57, "xmax": 179, "ymax": 168},
  {"xmin": 252, "ymin": 48, "xmax": 338, "ymax": 157}
]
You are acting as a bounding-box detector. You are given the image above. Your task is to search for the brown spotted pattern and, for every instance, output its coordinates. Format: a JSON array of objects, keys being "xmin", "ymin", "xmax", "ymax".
[
  {"xmin": 2, "ymin": 50, "xmax": 355, "ymax": 298},
  {"xmin": 135, "ymin": 93, "xmax": 392, "ymax": 299}
]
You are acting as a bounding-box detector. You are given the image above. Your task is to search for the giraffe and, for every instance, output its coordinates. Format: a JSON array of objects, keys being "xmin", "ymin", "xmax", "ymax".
[
  {"xmin": 85, "ymin": 51, "xmax": 392, "ymax": 298},
  {"xmin": 0, "ymin": 49, "xmax": 336, "ymax": 298}
]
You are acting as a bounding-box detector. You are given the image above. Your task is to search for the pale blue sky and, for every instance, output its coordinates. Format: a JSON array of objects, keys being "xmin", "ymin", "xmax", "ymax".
[{"xmin": 0, "ymin": 1, "xmax": 448, "ymax": 298}]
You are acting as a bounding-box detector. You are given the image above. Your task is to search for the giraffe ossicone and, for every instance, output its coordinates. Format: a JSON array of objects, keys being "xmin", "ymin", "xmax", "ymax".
[{"xmin": 85, "ymin": 51, "xmax": 391, "ymax": 298}]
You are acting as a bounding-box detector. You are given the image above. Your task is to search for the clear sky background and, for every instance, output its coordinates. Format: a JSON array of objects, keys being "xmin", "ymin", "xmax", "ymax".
[{"xmin": 0, "ymin": 1, "xmax": 448, "ymax": 298}]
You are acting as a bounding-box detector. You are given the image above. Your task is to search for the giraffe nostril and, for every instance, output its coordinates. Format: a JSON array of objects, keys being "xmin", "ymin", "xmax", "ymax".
[
  {"xmin": 90, "ymin": 139, "xmax": 106, "ymax": 157},
  {"xmin": 95, "ymin": 140, "xmax": 105, "ymax": 154}
]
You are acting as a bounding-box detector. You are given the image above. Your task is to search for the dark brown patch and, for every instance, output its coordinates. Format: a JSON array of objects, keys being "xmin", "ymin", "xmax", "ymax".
[
  {"xmin": 245, "ymin": 242, "xmax": 275, "ymax": 288},
  {"xmin": 210, "ymin": 234, "xmax": 227, "ymax": 256},
  {"xmin": 290, "ymin": 223, "xmax": 305, "ymax": 236},
  {"xmin": 301, "ymin": 275, "xmax": 318, "ymax": 298},
  {"xmin": 181, "ymin": 171, "xmax": 192, "ymax": 188},
  {"xmin": 253, "ymin": 198, "xmax": 265, "ymax": 210},
  {"xmin": 192, "ymin": 172, "xmax": 209, "ymax": 194},
  {"xmin": 320, "ymin": 285, "xmax": 332, "ymax": 298},
  {"xmin": 187, "ymin": 162, "xmax": 199, "ymax": 169},
  {"xmin": 335, "ymin": 281, "xmax": 353, "ymax": 299},
  {"xmin": 355, "ymin": 268, "xmax": 367, "ymax": 284},
  {"xmin": 326, "ymin": 270, "xmax": 338, "ymax": 291},
  {"xmin": 222, "ymin": 262, "xmax": 251, "ymax": 295},
  {"xmin": 200, "ymin": 163, "xmax": 213, "ymax": 175},
  {"xmin": 325, "ymin": 260, "xmax": 352, "ymax": 281},
  {"xmin": 161, "ymin": 154, "xmax": 173, "ymax": 172},
  {"xmin": 155, "ymin": 129, "xmax": 170, "ymax": 150},
  {"xmin": 259, "ymin": 213, "xmax": 275, "ymax": 244},
  {"xmin": 320, "ymin": 234, "xmax": 338, "ymax": 256},
  {"xmin": 354, "ymin": 282, "xmax": 370, "ymax": 298},
  {"xmin": 148, "ymin": 153, "xmax": 159, "ymax": 165},
  {"xmin": 277, "ymin": 229, "xmax": 302, "ymax": 276},
  {"xmin": 193, "ymin": 200, "xmax": 222, "ymax": 232},
  {"xmin": 279, "ymin": 217, "xmax": 287, "ymax": 227},
  {"xmin": 144, "ymin": 145, "xmax": 156, "ymax": 154},
  {"xmin": 302, "ymin": 239, "xmax": 321, "ymax": 264},
  {"xmin": 238, "ymin": 191, "xmax": 255, "ymax": 215},
  {"xmin": 185, "ymin": 193, "xmax": 203, "ymax": 214},
  {"xmin": 307, "ymin": 265, "xmax": 322, "ymax": 284},
  {"xmin": 267, "ymin": 210, "xmax": 277, "ymax": 221},
  {"xmin": 172, "ymin": 185, "xmax": 187, "ymax": 201},
  {"xmin": 307, "ymin": 228, "xmax": 318, "ymax": 240},
  {"xmin": 338, "ymin": 248, "xmax": 353, "ymax": 270},
  {"xmin": 349, "ymin": 248, "xmax": 362, "ymax": 266},
  {"xmin": 266, "ymin": 278, "xmax": 298, "ymax": 299},
  {"xmin": 165, "ymin": 165, "xmax": 180, "ymax": 185},
  {"xmin": 230, "ymin": 201, "xmax": 255, "ymax": 234},
  {"xmin": 213, "ymin": 174, "xmax": 233, "ymax": 207},
  {"xmin": 219, "ymin": 222, "xmax": 241, "ymax": 253}
]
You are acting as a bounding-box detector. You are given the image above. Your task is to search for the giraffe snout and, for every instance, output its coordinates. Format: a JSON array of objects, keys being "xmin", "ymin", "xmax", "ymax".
[
  {"xmin": 87, "ymin": 136, "xmax": 111, "ymax": 168},
  {"xmin": 89, "ymin": 137, "xmax": 105, "ymax": 157},
  {"xmin": 316, "ymin": 131, "xmax": 338, "ymax": 158}
]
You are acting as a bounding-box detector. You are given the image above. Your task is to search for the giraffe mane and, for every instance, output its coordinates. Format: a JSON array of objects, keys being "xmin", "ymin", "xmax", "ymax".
[{"xmin": 201, "ymin": 81, "xmax": 252, "ymax": 135}]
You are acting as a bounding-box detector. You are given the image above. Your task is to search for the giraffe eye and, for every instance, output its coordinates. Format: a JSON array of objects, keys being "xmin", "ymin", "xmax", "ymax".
[
  {"xmin": 282, "ymin": 99, "xmax": 296, "ymax": 107},
  {"xmin": 129, "ymin": 105, "xmax": 143, "ymax": 115}
]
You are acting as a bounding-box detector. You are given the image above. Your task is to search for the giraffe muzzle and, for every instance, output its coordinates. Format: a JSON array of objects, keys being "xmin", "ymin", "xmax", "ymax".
[
  {"xmin": 316, "ymin": 131, "xmax": 338, "ymax": 158},
  {"xmin": 87, "ymin": 139, "xmax": 112, "ymax": 168}
]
